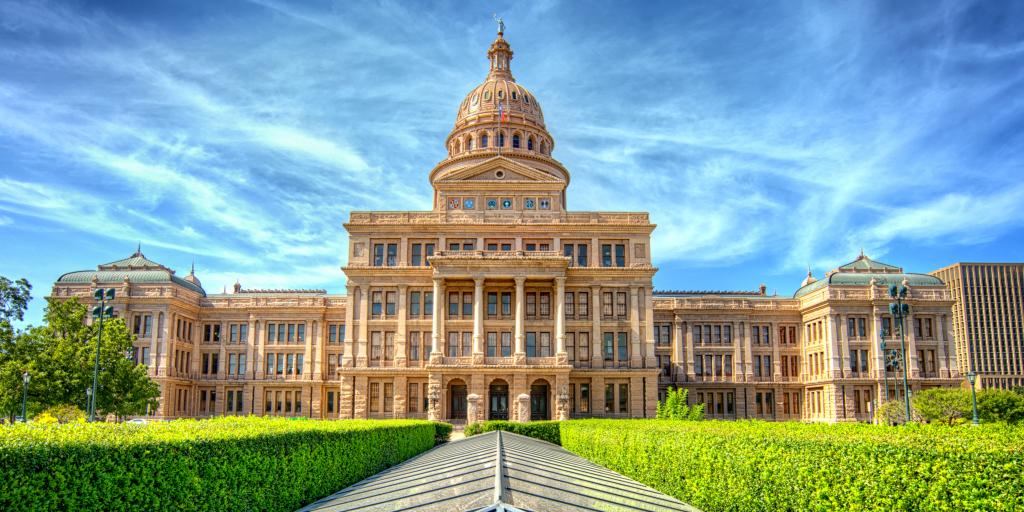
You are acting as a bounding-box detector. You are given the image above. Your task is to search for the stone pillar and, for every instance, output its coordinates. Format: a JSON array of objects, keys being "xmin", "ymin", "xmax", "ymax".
[
  {"xmin": 149, "ymin": 312, "xmax": 159, "ymax": 375},
  {"xmin": 838, "ymin": 314, "xmax": 850, "ymax": 378},
  {"xmin": 629, "ymin": 286, "xmax": 642, "ymax": 365},
  {"xmin": 303, "ymin": 321, "xmax": 313, "ymax": 377},
  {"xmin": 339, "ymin": 377, "xmax": 354, "ymax": 419},
  {"xmin": 472, "ymin": 278, "xmax": 485, "ymax": 363},
  {"xmin": 218, "ymin": 321, "xmax": 228, "ymax": 379},
  {"xmin": 772, "ymin": 321, "xmax": 782, "ymax": 381},
  {"xmin": 255, "ymin": 321, "xmax": 266, "ymax": 379},
  {"xmin": 743, "ymin": 322, "xmax": 754, "ymax": 380},
  {"xmin": 938, "ymin": 314, "xmax": 951, "ymax": 378},
  {"xmin": 516, "ymin": 393, "xmax": 531, "ymax": 422},
  {"xmin": 592, "ymin": 376, "xmax": 605, "ymax": 415},
  {"xmin": 342, "ymin": 284, "xmax": 356, "ymax": 367},
  {"xmin": 828, "ymin": 316, "xmax": 842, "ymax": 379},
  {"xmin": 396, "ymin": 285, "xmax": 408, "ymax": 367},
  {"xmin": 673, "ymin": 315, "xmax": 684, "ymax": 380},
  {"xmin": 591, "ymin": 285, "xmax": 603, "ymax": 369},
  {"xmin": 644, "ymin": 286, "xmax": 657, "ymax": 368},
  {"xmin": 466, "ymin": 393, "xmax": 481, "ymax": 424},
  {"xmin": 555, "ymin": 277, "xmax": 567, "ymax": 363},
  {"xmin": 161, "ymin": 313, "xmax": 172, "ymax": 377},
  {"xmin": 353, "ymin": 376, "xmax": 368, "ymax": 419},
  {"xmin": 873, "ymin": 313, "xmax": 886, "ymax": 379},
  {"xmin": 431, "ymin": 278, "xmax": 444, "ymax": 363},
  {"xmin": 732, "ymin": 321, "xmax": 742, "ymax": 382},
  {"xmin": 905, "ymin": 311, "xmax": 920, "ymax": 378},
  {"xmin": 357, "ymin": 286, "xmax": 369, "ymax": 367},
  {"xmin": 514, "ymin": 277, "xmax": 526, "ymax": 364},
  {"xmin": 685, "ymin": 321, "xmax": 695, "ymax": 379},
  {"xmin": 393, "ymin": 375, "xmax": 407, "ymax": 419},
  {"xmin": 313, "ymin": 318, "xmax": 324, "ymax": 380},
  {"xmin": 427, "ymin": 379, "xmax": 441, "ymax": 421}
]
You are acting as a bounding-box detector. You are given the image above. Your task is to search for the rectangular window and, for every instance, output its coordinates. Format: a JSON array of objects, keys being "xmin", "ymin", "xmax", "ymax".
[
  {"xmin": 371, "ymin": 332, "xmax": 382, "ymax": 361},
  {"xmin": 605, "ymin": 384, "xmax": 615, "ymax": 413},
  {"xmin": 408, "ymin": 383, "xmax": 419, "ymax": 413},
  {"xmin": 424, "ymin": 292, "xmax": 433, "ymax": 317},
  {"xmin": 861, "ymin": 349, "xmax": 869, "ymax": 373},
  {"xmin": 527, "ymin": 293, "xmax": 537, "ymax": 317},
  {"xmin": 449, "ymin": 292, "xmax": 459, "ymax": 318},
  {"xmin": 563, "ymin": 244, "xmax": 574, "ymax": 266},
  {"xmin": 617, "ymin": 332, "xmax": 628, "ymax": 362},
  {"xmin": 211, "ymin": 353, "xmax": 219, "ymax": 374},
  {"xmin": 487, "ymin": 292, "xmax": 498, "ymax": 316},
  {"xmin": 385, "ymin": 292, "xmax": 396, "ymax": 317},
  {"xmin": 566, "ymin": 333, "xmax": 576, "ymax": 362},
  {"xmin": 276, "ymin": 353, "xmax": 284, "ymax": 375},
  {"xmin": 850, "ymin": 349, "xmax": 858, "ymax": 373},
  {"xmin": 229, "ymin": 353, "xmax": 237, "ymax": 376},
  {"xmin": 615, "ymin": 292, "xmax": 627, "ymax": 318},
  {"xmin": 579, "ymin": 383, "xmax": 590, "ymax": 413},
  {"xmin": 386, "ymin": 243, "xmax": 397, "ymax": 266},
  {"xmin": 409, "ymin": 332, "xmax": 421, "ymax": 361},
  {"xmin": 539, "ymin": 292, "xmax": 550, "ymax": 317},
  {"xmin": 602, "ymin": 292, "xmax": 613, "ymax": 318},
  {"xmin": 369, "ymin": 383, "xmax": 380, "ymax": 413},
  {"xmin": 495, "ymin": 292, "xmax": 509, "ymax": 316},
  {"xmin": 857, "ymin": 318, "xmax": 866, "ymax": 338},
  {"xmin": 578, "ymin": 292, "xmax": 589, "ymax": 319},
  {"xmin": 286, "ymin": 353, "xmax": 294, "ymax": 375},
  {"xmin": 277, "ymin": 324, "xmax": 285, "ymax": 343},
  {"xmin": 230, "ymin": 324, "xmax": 239, "ymax": 343},
  {"xmin": 462, "ymin": 332, "xmax": 472, "ymax": 357},
  {"xmin": 373, "ymin": 243, "xmax": 384, "ymax": 266},
  {"xmin": 565, "ymin": 292, "xmax": 575, "ymax": 318},
  {"xmin": 694, "ymin": 355, "xmax": 702, "ymax": 376},
  {"xmin": 385, "ymin": 332, "xmax": 395, "ymax": 361},
  {"xmin": 487, "ymin": 332, "xmax": 497, "ymax": 357},
  {"xmin": 501, "ymin": 332, "xmax": 512, "ymax": 357},
  {"xmin": 579, "ymin": 332, "xmax": 590, "ymax": 362},
  {"xmin": 526, "ymin": 332, "xmax": 537, "ymax": 357},
  {"xmin": 410, "ymin": 291, "xmax": 421, "ymax": 317},
  {"xmin": 372, "ymin": 291, "xmax": 383, "ymax": 318},
  {"xmin": 603, "ymin": 332, "xmax": 614, "ymax": 361},
  {"xmin": 383, "ymin": 383, "xmax": 393, "ymax": 413},
  {"xmin": 577, "ymin": 244, "xmax": 588, "ymax": 267},
  {"xmin": 618, "ymin": 383, "xmax": 628, "ymax": 413},
  {"xmin": 448, "ymin": 332, "xmax": 458, "ymax": 357},
  {"xmin": 267, "ymin": 323, "xmax": 276, "ymax": 344},
  {"xmin": 411, "ymin": 243, "xmax": 422, "ymax": 266},
  {"xmin": 462, "ymin": 292, "xmax": 473, "ymax": 317},
  {"xmin": 601, "ymin": 244, "xmax": 612, "ymax": 267},
  {"xmin": 615, "ymin": 244, "xmax": 626, "ymax": 267},
  {"xmin": 540, "ymin": 332, "xmax": 551, "ymax": 357}
]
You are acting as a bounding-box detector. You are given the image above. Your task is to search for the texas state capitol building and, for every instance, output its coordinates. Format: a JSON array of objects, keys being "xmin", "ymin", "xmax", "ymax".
[{"xmin": 50, "ymin": 29, "xmax": 961, "ymax": 423}]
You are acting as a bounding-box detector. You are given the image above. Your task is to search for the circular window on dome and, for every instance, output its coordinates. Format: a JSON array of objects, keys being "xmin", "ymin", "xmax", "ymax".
[
  {"xmin": 483, "ymin": 90, "xmax": 491, "ymax": 101},
  {"xmin": 471, "ymin": 94, "xmax": 479, "ymax": 106},
  {"xmin": 497, "ymin": 90, "xmax": 504, "ymax": 99},
  {"xmin": 495, "ymin": 170, "xmax": 505, "ymax": 179}
]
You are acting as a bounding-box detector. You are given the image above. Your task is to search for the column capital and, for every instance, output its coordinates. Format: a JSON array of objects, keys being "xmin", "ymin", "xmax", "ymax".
[
  {"xmin": 554, "ymin": 276, "xmax": 567, "ymax": 285},
  {"xmin": 397, "ymin": 283, "xmax": 408, "ymax": 291},
  {"xmin": 514, "ymin": 276, "xmax": 526, "ymax": 286},
  {"xmin": 474, "ymin": 277, "xmax": 485, "ymax": 286}
]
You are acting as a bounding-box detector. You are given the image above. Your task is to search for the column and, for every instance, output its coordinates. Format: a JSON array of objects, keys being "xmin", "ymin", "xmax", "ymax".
[
  {"xmin": 591, "ymin": 285, "xmax": 602, "ymax": 369},
  {"xmin": 342, "ymin": 284, "xmax": 356, "ymax": 367},
  {"xmin": 357, "ymin": 285, "xmax": 369, "ymax": 367},
  {"xmin": 743, "ymin": 322, "xmax": 754, "ymax": 380},
  {"xmin": 555, "ymin": 277, "xmax": 566, "ymax": 362},
  {"xmin": 590, "ymin": 237, "xmax": 599, "ymax": 268},
  {"xmin": 514, "ymin": 277, "xmax": 526, "ymax": 363},
  {"xmin": 828, "ymin": 316, "xmax": 842, "ymax": 379},
  {"xmin": 873, "ymin": 312, "xmax": 886, "ymax": 379},
  {"xmin": 905, "ymin": 311, "xmax": 920, "ymax": 378},
  {"xmin": 644, "ymin": 286, "xmax": 656, "ymax": 368},
  {"xmin": 772, "ymin": 321, "xmax": 782, "ymax": 381},
  {"xmin": 256, "ymin": 321, "xmax": 267, "ymax": 379},
  {"xmin": 161, "ymin": 312, "xmax": 172, "ymax": 376},
  {"xmin": 938, "ymin": 314, "xmax": 951, "ymax": 378},
  {"xmin": 629, "ymin": 286, "xmax": 641, "ymax": 365},
  {"xmin": 313, "ymin": 318, "xmax": 324, "ymax": 379},
  {"xmin": 684, "ymin": 319, "xmax": 695, "ymax": 379},
  {"xmin": 838, "ymin": 314, "xmax": 850, "ymax": 378},
  {"xmin": 673, "ymin": 315, "xmax": 684, "ymax": 380},
  {"xmin": 472, "ymin": 277, "xmax": 485, "ymax": 362},
  {"xmin": 246, "ymin": 315, "xmax": 256, "ymax": 379},
  {"xmin": 732, "ymin": 321, "xmax": 742, "ymax": 382},
  {"xmin": 149, "ymin": 312, "xmax": 159, "ymax": 375},
  {"xmin": 303, "ymin": 321, "xmax": 313, "ymax": 378},
  {"xmin": 218, "ymin": 321, "xmax": 228, "ymax": 379},
  {"xmin": 396, "ymin": 285, "xmax": 408, "ymax": 367},
  {"xmin": 430, "ymin": 277, "xmax": 444, "ymax": 363}
]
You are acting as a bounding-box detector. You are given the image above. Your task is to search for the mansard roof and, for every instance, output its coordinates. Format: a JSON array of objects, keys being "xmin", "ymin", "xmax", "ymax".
[
  {"xmin": 794, "ymin": 252, "xmax": 943, "ymax": 298},
  {"xmin": 56, "ymin": 248, "xmax": 206, "ymax": 296}
]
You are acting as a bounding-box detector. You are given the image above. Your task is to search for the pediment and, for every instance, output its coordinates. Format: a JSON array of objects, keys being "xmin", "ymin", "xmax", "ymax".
[{"xmin": 438, "ymin": 156, "xmax": 563, "ymax": 183}]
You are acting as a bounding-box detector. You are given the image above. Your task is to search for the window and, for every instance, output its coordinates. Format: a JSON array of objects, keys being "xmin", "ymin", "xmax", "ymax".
[
  {"xmin": 448, "ymin": 332, "xmax": 458, "ymax": 357},
  {"xmin": 539, "ymin": 332, "xmax": 552, "ymax": 357},
  {"xmin": 619, "ymin": 383, "xmax": 628, "ymax": 413},
  {"xmin": 605, "ymin": 384, "xmax": 615, "ymax": 413},
  {"xmin": 372, "ymin": 291, "xmax": 383, "ymax": 318},
  {"xmin": 565, "ymin": 292, "xmax": 574, "ymax": 318},
  {"xmin": 371, "ymin": 332, "xmax": 382, "ymax": 361},
  {"xmin": 487, "ymin": 332, "xmax": 497, "ymax": 357},
  {"xmin": 373, "ymin": 243, "xmax": 384, "ymax": 266},
  {"xmin": 425, "ymin": 292, "xmax": 433, "ymax": 318},
  {"xmin": 487, "ymin": 292, "xmax": 498, "ymax": 316},
  {"xmin": 578, "ymin": 332, "xmax": 590, "ymax": 362},
  {"xmin": 498, "ymin": 132, "xmax": 505, "ymax": 147},
  {"xmin": 449, "ymin": 292, "xmax": 459, "ymax": 318},
  {"xmin": 539, "ymin": 198, "xmax": 550, "ymax": 209},
  {"xmin": 512, "ymin": 134, "xmax": 520, "ymax": 148},
  {"xmin": 654, "ymin": 324, "xmax": 671, "ymax": 345},
  {"xmin": 408, "ymin": 383, "xmax": 420, "ymax": 413},
  {"xmin": 617, "ymin": 332, "xmax": 628, "ymax": 362},
  {"xmin": 501, "ymin": 292, "xmax": 512, "ymax": 316},
  {"xmin": 601, "ymin": 244, "xmax": 613, "ymax": 267},
  {"xmin": 462, "ymin": 332, "xmax": 472, "ymax": 357},
  {"xmin": 539, "ymin": 292, "xmax": 550, "ymax": 317},
  {"xmin": 615, "ymin": 292, "xmax": 627, "ymax": 318},
  {"xmin": 462, "ymin": 292, "xmax": 473, "ymax": 317},
  {"xmin": 603, "ymin": 332, "xmax": 614, "ymax": 361},
  {"xmin": 501, "ymin": 332, "xmax": 512, "ymax": 357},
  {"xmin": 385, "ymin": 292, "xmax": 396, "ymax": 317},
  {"xmin": 410, "ymin": 292, "xmax": 421, "ymax": 317},
  {"xmin": 526, "ymin": 332, "xmax": 537, "ymax": 357},
  {"xmin": 409, "ymin": 332, "xmax": 421, "ymax": 361},
  {"xmin": 615, "ymin": 244, "xmax": 626, "ymax": 267}
]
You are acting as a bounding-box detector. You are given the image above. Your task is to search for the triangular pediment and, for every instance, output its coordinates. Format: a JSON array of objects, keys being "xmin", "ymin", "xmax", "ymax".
[{"xmin": 438, "ymin": 156, "xmax": 563, "ymax": 183}]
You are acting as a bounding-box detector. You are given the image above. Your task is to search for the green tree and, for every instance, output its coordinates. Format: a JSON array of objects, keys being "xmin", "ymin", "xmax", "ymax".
[
  {"xmin": 656, "ymin": 387, "xmax": 704, "ymax": 420},
  {"xmin": 912, "ymin": 388, "xmax": 971, "ymax": 426},
  {"xmin": 977, "ymin": 389, "xmax": 1024, "ymax": 424},
  {"xmin": 0, "ymin": 276, "xmax": 31, "ymax": 325},
  {"xmin": 93, "ymin": 318, "xmax": 160, "ymax": 420},
  {"xmin": 0, "ymin": 276, "xmax": 33, "ymax": 422}
]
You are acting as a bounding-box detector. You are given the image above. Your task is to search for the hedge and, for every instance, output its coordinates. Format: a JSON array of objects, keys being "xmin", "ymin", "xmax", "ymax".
[
  {"xmin": 464, "ymin": 420, "xmax": 561, "ymax": 445},
  {"xmin": 0, "ymin": 417, "xmax": 437, "ymax": 511},
  {"xmin": 560, "ymin": 419, "xmax": 1024, "ymax": 512},
  {"xmin": 432, "ymin": 421, "xmax": 453, "ymax": 444}
]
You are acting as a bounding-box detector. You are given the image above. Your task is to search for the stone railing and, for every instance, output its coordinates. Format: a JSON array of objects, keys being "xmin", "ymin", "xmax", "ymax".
[{"xmin": 348, "ymin": 211, "xmax": 651, "ymax": 226}]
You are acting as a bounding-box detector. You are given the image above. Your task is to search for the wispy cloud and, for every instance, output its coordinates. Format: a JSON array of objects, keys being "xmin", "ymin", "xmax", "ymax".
[{"xmin": 1, "ymin": 0, "xmax": 1022, "ymax": 325}]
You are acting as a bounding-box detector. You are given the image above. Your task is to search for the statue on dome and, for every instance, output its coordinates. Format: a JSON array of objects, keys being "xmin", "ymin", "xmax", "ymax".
[{"xmin": 493, "ymin": 14, "xmax": 504, "ymax": 35}]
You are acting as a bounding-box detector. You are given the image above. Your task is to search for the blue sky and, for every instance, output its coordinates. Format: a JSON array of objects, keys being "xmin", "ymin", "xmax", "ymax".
[{"xmin": 2, "ymin": 0, "xmax": 1023, "ymax": 325}]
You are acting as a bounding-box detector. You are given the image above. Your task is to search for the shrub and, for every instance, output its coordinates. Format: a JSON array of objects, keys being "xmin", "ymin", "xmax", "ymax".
[
  {"xmin": 913, "ymin": 388, "xmax": 971, "ymax": 425},
  {"xmin": 34, "ymin": 404, "xmax": 86, "ymax": 425},
  {"xmin": 978, "ymin": 389, "xmax": 1024, "ymax": 424},
  {"xmin": 0, "ymin": 416, "xmax": 435, "ymax": 511},
  {"xmin": 432, "ymin": 421, "xmax": 453, "ymax": 444},
  {"xmin": 656, "ymin": 387, "xmax": 704, "ymax": 420},
  {"xmin": 464, "ymin": 420, "xmax": 561, "ymax": 445},
  {"xmin": 559, "ymin": 419, "xmax": 1024, "ymax": 512}
]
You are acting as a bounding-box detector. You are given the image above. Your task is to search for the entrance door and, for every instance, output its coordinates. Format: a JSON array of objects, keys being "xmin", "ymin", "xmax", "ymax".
[
  {"xmin": 530, "ymin": 383, "xmax": 549, "ymax": 420},
  {"xmin": 489, "ymin": 383, "xmax": 509, "ymax": 420},
  {"xmin": 449, "ymin": 385, "xmax": 467, "ymax": 420}
]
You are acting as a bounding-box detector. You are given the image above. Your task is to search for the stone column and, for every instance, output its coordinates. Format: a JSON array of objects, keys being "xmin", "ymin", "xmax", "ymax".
[
  {"xmin": 303, "ymin": 321, "xmax": 313, "ymax": 377},
  {"xmin": 828, "ymin": 316, "xmax": 842, "ymax": 379},
  {"xmin": 591, "ymin": 285, "xmax": 602, "ymax": 369},
  {"xmin": 149, "ymin": 312, "xmax": 159, "ymax": 375},
  {"xmin": 873, "ymin": 312, "xmax": 886, "ymax": 379},
  {"xmin": 396, "ymin": 284, "xmax": 408, "ymax": 367},
  {"xmin": 342, "ymin": 284, "xmax": 356, "ymax": 367},
  {"xmin": 555, "ymin": 277, "xmax": 567, "ymax": 363},
  {"xmin": 629, "ymin": 286, "xmax": 641, "ymax": 365},
  {"xmin": 938, "ymin": 314, "xmax": 951, "ymax": 378},
  {"xmin": 246, "ymin": 315, "xmax": 256, "ymax": 379},
  {"xmin": 357, "ymin": 286, "xmax": 369, "ymax": 367},
  {"xmin": 732, "ymin": 321, "xmax": 742, "ymax": 381},
  {"xmin": 394, "ymin": 375, "xmax": 408, "ymax": 419},
  {"xmin": 467, "ymin": 393, "xmax": 481, "ymax": 424},
  {"xmin": 256, "ymin": 320, "xmax": 266, "ymax": 379},
  {"xmin": 644, "ymin": 286, "xmax": 657, "ymax": 368},
  {"xmin": 772, "ymin": 321, "xmax": 782, "ymax": 381},
  {"xmin": 472, "ymin": 278, "xmax": 485, "ymax": 363},
  {"xmin": 516, "ymin": 393, "xmax": 531, "ymax": 422},
  {"xmin": 430, "ymin": 277, "xmax": 444, "ymax": 363},
  {"xmin": 684, "ymin": 320, "xmax": 695, "ymax": 379},
  {"xmin": 743, "ymin": 322, "xmax": 754, "ymax": 380},
  {"xmin": 905, "ymin": 311, "xmax": 920, "ymax": 378},
  {"xmin": 514, "ymin": 277, "xmax": 526, "ymax": 364},
  {"xmin": 838, "ymin": 314, "xmax": 850, "ymax": 378},
  {"xmin": 673, "ymin": 315, "xmax": 684, "ymax": 380},
  {"xmin": 219, "ymin": 321, "xmax": 228, "ymax": 379}
]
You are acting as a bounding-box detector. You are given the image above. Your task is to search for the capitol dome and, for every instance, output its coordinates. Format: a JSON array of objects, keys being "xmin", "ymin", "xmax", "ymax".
[{"xmin": 430, "ymin": 26, "xmax": 568, "ymax": 188}]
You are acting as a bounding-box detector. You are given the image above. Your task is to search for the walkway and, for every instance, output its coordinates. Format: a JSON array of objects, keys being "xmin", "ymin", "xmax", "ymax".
[{"xmin": 298, "ymin": 430, "xmax": 699, "ymax": 512}]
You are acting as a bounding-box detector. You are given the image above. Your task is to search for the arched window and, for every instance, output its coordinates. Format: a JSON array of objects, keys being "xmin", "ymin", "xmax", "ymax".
[
  {"xmin": 498, "ymin": 132, "xmax": 505, "ymax": 147},
  {"xmin": 527, "ymin": 137, "xmax": 534, "ymax": 151},
  {"xmin": 512, "ymin": 134, "xmax": 520, "ymax": 149},
  {"xmin": 481, "ymin": 133, "xmax": 489, "ymax": 148},
  {"xmin": 456, "ymin": 140, "xmax": 462, "ymax": 153},
  {"xmin": 468, "ymin": 137, "xmax": 475, "ymax": 150}
]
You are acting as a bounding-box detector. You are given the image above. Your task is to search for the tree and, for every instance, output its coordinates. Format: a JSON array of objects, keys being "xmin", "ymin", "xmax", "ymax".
[
  {"xmin": 0, "ymin": 276, "xmax": 31, "ymax": 325},
  {"xmin": 657, "ymin": 387, "xmax": 704, "ymax": 420},
  {"xmin": 93, "ymin": 319, "xmax": 160, "ymax": 421},
  {"xmin": 977, "ymin": 389, "xmax": 1024, "ymax": 424},
  {"xmin": 912, "ymin": 388, "xmax": 971, "ymax": 426},
  {"xmin": 0, "ymin": 276, "xmax": 33, "ymax": 422},
  {"xmin": 875, "ymin": 399, "xmax": 923, "ymax": 425}
]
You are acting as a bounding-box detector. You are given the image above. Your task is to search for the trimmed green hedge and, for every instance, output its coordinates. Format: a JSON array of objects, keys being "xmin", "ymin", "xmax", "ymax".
[
  {"xmin": 432, "ymin": 421, "xmax": 453, "ymax": 444},
  {"xmin": 464, "ymin": 420, "xmax": 561, "ymax": 445},
  {"xmin": 560, "ymin": 419, "xmax": 1024, "ymax": 511},
  {"xmin": 0, "ymin": 417, "xmax": 436, "ymax": 511}
]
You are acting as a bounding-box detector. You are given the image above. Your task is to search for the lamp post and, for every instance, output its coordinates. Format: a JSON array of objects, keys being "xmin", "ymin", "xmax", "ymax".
[
  {"xmin": 21, "ymin": 371, "xmax": 30, "ymax": 422},
  {"xmin": 967, "ymin": 370, "xmax": 979, "ymax": 426},
  {"xmin": 89, "ymin": 288, "xmax": 116, "ymax": 422},
  {"xmin": 888, "ymin": 285, "xmax": 912, "ymax": 423}
]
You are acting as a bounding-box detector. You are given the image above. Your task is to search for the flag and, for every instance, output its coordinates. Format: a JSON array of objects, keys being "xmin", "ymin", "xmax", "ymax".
[{"xmin": 499, "ymin": 101, "xmax": 508, "ymax": 122}]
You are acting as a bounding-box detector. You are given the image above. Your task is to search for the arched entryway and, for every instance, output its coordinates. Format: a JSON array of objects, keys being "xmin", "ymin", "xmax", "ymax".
[
  {"xmin": 448, "ymin": 379, "xmax": 467, "ymax": 421},
  {"xmin": 488, "ymin": 379, "xmax": 509, "ymax": 420},
  {"xmin": 530, "ymin": 379, "xmax": 550, "ymax": 420}
]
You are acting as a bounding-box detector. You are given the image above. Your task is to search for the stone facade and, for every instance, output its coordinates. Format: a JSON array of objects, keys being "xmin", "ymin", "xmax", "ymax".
[{"xmin": 49, "ymin": 29, "xmax": 961, "ymax": 423}]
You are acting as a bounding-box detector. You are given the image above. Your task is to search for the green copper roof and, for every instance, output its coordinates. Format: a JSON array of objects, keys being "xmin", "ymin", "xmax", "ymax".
[
  {"xmin": 794, "ymin": 272, "xmax": 944, "ymax": 298},
  {"xmin": 837, "ymin": 253, "xmax": 902, "ymax": 272},
  {"xmin": 56, "ymin": 249, "xmax": 206, "ymax": 296}
]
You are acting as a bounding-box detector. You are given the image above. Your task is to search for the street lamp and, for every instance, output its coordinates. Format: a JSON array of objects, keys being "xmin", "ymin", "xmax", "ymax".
[
  {"xmin": 21, "ymin": 371, "xmax": 30, "ymax": 422},
  {"xmin": 967, "ymin": 370, "xmax": 979, "ymax": 426},
  {"xmin": 89, "ymin": 288, "xmax": 116, "ymax": 422},
  {"xmin": 888, "ymin": 284, "xmax": 912, "ymax": 423}
]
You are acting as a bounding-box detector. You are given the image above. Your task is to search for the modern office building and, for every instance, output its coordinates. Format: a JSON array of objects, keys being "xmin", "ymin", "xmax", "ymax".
[
  {"xmin": 931, "ymin": 263, "xmax": 1024, "ymax": 390},
  {"xmin": 50, "ymin": 28, "xmax": 961, "ymax": 423}
]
